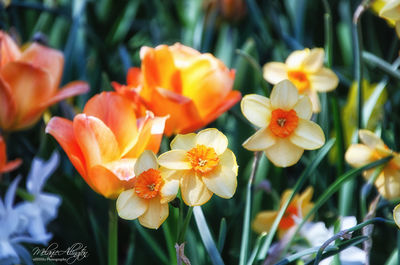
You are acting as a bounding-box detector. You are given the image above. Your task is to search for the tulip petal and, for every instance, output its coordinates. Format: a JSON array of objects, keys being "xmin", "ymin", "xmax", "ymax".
[
  {"xmin": 73, "ymin": 114, "xmax": 120, "ymax": 168},
  {"xmin": 117, "ymin": 189, "xmax": 148, "ymax": 220},
  {"xmin": 180, "ymin": 172, "xmax": 213, "ymax": 206},
  {"xmin": 285, "ymin": 49, "xmax": 309, "ymax": 69},
  {"xmin": 202, "ymin": 149, "xmax": 238, "ymax": 198},
  {"xmin": 0, "ymin": 136, "xmax": 6, "ymax": 166},
  {"xmin": 242, "ymin": 127, "xmax": 276, "ymax": 151},
  {"xmin": 20, "ymin": 43, "xmax": 64, "ymax": 88},
  {"xmin": 262, "ymin": 62, "xmax": 288, "ymax": 84},
  {"xmin": 134, "ymin": 150, "xmax": 158, "ymax": 176},
  {"xmin": 45, "ymin": 117, "xmax": 87, "ymax": 183},
  {"xmin": 270, "ymin": 80, "xmax": 299, "ymax": 110},
  {"xmin": 196, "ymin": 128, "xmax": 228, "ymax": 155},
  {"xmin": 290, "ymin": 119, "xmax": 325, "ymax": 150},
  {"xmin": 241, "ymin": 94, "xmax": 271, "ymax": 128},
  {"xmin": 344, "ymin": 144, "xmax": 375, "ymax": 168},
  {"xmin": 170, "ymin": 133, "xmax": 197, "ymax": 151},
  {"xmin": 265, "ymin": 139, "xmax": 304, "ymax": 167},
  {"xmin": 308, "ymin": 68, "xmax": 339, "ymax": 92},
  {"xmin": 0, "ymin": 31, "xmax": 21, "ymax": 67},
  {"xmin": 302, "ymin": 48, "xmax": 324, "ymax": 72},
  {"xmin": 127, "ymin": 67, "xmax": 142, "ymax": 86},
  {"xmin": 158, "ymin": 150, "xmax": 191, "ymax": 170},
  {"xmin": 0, "ymin": 76, "xmax": 16, "ymax": 130},
  {"xmin": 105, "ymin": 158, "xmax": 136, "ymax": 182},
  {"xmin": 252, "ymin": 211, "xmax": 277, "ymax": 234},
  {"xmin": 83, "ymin": 92, "xmax": 138, "ymax": 157},
  {"xmin": 89, "ymin": 165, "xmax": 134, "ymax": 199},
  {"xmin": 160, "ymin": 175, "xmax": 179, "ymax": 203},
  {"xmin": 138, "ymin": 198, "xmax": 169, "ymax": 229},
  {"xmin": 41, "ymin": 81, "xmax": 89, "ymax": 109},
  {"xmin": 293, "ymin": 96, "xmax": 312, "ymax": 119},
  {"xmin": 1, "ymin": 159, "xmax": 22, "ymax": 174}
]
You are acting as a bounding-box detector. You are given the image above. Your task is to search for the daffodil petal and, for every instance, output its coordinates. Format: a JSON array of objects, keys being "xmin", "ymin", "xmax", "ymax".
[
  {"xmin": 308, "ymin": 90, "xmax": 321, "ymax": 113},
  {"xmin": 293, "ymin": 96, "xmax": 312, "ymax": 119},
  {"xmin": 170, "ymin": 133, "xmax": 197, "ymax": 150},
  {"xmin": 180, "ymin": 172, "xmax": 213, "ymax": 206},
  {"xmin": 196, "ymin": 128, "xmax": 228, "ymax": 155},
  {"xmin": 380, "ymin": 0, "xmax": 400, "ymax": 20},
  {"xmin": 265, "ymin": 139, "xmax": 304, "ymax": 167},
  {"xmin": 358, "ymin": 129, "xmax": 386, "ymax": 150},
  {"xmin": 270, "ymin": 80, "xmax": 299, "ymax": 110},
  {"xmin": 290, "ymin": 119, "xmax": 325, "ymax": 150},
  {"xmin": 117, "ymin": 189, "xmax": 148, "ymax": 220},
  {"xmin": 345, "ymin": 144, "xmax": 375, "ymax": 168},
  {"xmin": 242, "ymin": 127, "xmax": 276, "ymax": 151},
  {"xmin": 241, "ymin": 94, "xmax": 271, "ymax": 128},
  {"xmin": 302, "ymin": 48, "xmax": 324, "ymax": 72},
  {"xmin": 138, "ymin": 198, "xmax": 169, "ymax": 229},
  {"xmin": 252, "ymin": 211, "xmax": 277, "ymax": 234},
  {"xmin": 158, "ymin": 150, "xmax": 191, "ymax": 170},
  {"xmin": 262, "ymin": 62, "xmax": 288, "ymax": 84},
  {"xmin": 202, "ymin": 149, "xmax": 238, "ymax": 199},
  {"xmin": 160, "ymin": 178, "xmax": 179, "ymax": 204},
  {"xmin": 134, "ymin": 150, "xmax": 158, "ymax": 176},
  {"xmin": 375, "ymin": 169, "xmax": 400, "ymax": 200},
  {"xmin": 308, "ymin": 68, "xmax": 339, "ymax": 92},
  {"xmin": 285, "ymin": 49, "xmax": 309, "ymax": 69},
  {"xmin": 394, "ymin": 203, "xmax": 400, "ymax": 229}
]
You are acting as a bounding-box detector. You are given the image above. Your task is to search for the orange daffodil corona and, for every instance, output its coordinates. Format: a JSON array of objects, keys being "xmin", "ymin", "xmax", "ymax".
[
  {"xmin": 345, "ymin": 129, "xmax": 400, "ymax": 200},
  {"xmin": 241, "ymin": 80, "xmax": 325, "ymax": 167},
  {"xmin": 117, "ymin": 151, "xmax": 177, "ymax": 229},
  {"xmin": 157, "ymin": 128, "xmax": 238, "ymax": 206},
  {"xmin": 113, "ymin": 43, "xmax": 241, "ymax": 136},
  {"xmin": 263, "ymin": 48, "xmax": 338, "ymax": 112},
  {"xmin": 0, "ymin": 31, "xmax": 89, "ymax": 131},
  {"xmin": 253, "ymin": 187, "xmax": 314, "ymax": 238},
  {"xmin": 46, "ymin": 92, "xmax": 167, "ymax": 199}
]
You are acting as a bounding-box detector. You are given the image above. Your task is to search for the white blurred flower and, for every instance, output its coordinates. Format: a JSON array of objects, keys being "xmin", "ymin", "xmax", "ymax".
[{"xmin": 300, "ymin": 216, "xmax": 366, "ymax": 265}]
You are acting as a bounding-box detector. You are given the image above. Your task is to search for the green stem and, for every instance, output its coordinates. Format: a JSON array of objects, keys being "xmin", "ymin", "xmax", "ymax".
[
  {"xmin": 108, "ymin": 200, "xmax": 118, "ymax": 265},
  {"xmin": 360, "ymin": 165, "xmax": 384, "ymax": 218},
  {"xmin": 177, "ymin": 207, "xmax": 193, "ymax": 244}
]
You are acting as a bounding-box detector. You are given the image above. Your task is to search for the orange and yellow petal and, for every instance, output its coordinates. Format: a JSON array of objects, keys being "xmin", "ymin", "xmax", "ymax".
[
  {"xmin": 195, "ymin": 128, "xmax": 228, "ymax": 155},
  {"xmin": 252, "ymin": 211, "xmax": 277, "ymax": 234},
  {"xmin": 270, "ymin": 80, "xmax": 299, "ymax": 110},
  {"xmin": 240, "ymin": 94, "xmax": 271, "ymax": 128},
  {"xmin": 170, "ymin": 133, "xmax": 197, "ymax": 151},
  {"xmin": 308, "ymin": 68, "xmax": 339, "ymax": 92},
  {"xmin": 289, "ymin": 119, "xmax": 325, "ymax": 150},
  {"xmin": 285, "ymin": 49, "xmax": 310, "ymax": 69},
  {"xmin": 0, "ymin": 77, "xmax": 16, "ymax": 130},
  {"xmin": 374, "ymin": 169, "xmax": 400, "ymax": 200},
  {"xmin": 117, "ymin": 189, "xmax": 148, "ymax": 220},
  {"xmin": 39, "ymin": 81, "xmax": 89, "ymax": 110},
  {"xmin": 0, "ymin": 31, "xmax": 21, "ymax": 67},
  {"xmin": 293, "ymin": 96, "xmax": 312, "ymax": 120},
  {"xmin": 302, "ymin": 48, "xmax": 324, "ymax": 73},
  {"xmin": 265, "ymin": 139, "xmax": 304, "ymax": 167},
  {"xmin": 345, "ymin": 144, "xmax": 375, "ymax": 168},
  {"xmin": 262, "ymin": 62, "xmax": 288, "ymax": 84},
  {"xmin": 380, "ymin": 0, "xmax": 400, "ymax": 20},
  {"xmin": 138, "ymin": 197, "xmax": 169, "ymax": 229}
]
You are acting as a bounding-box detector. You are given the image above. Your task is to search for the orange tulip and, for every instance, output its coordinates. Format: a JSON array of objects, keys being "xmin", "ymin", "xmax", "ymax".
[
  {"xmin": 0, "ymin": 31, "xmax": 89, "ymax": 131},
  {"xmin": 112, "ymin": 43, "xmax": 241, "ymax": 136},
  {"xmin": 46, "ymin": 92, "xmax": 167, "ymax": 199},
  {"xmin": 0, "ymin": 135, "xmax": 22, "ymax": 174}
]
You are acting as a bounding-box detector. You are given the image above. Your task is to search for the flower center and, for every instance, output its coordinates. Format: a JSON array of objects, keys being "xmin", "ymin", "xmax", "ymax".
[
  {"xmin": 134, "ymin": 168, "xmax": 164, "ymax": 199},
  {"xmin": 269, "ymin": 109, "xmax": 299, "ymax": 138},
  {"xmin": 278, "ymin": 204, "xmax": 299, "ymax": 230},
  {"xmin": 288, "ymin": 70, "xmax": 310, "ymax": 92},
  {"xmin": 186, "ymin": 144, "xmax": 220, "ymax": 174}
]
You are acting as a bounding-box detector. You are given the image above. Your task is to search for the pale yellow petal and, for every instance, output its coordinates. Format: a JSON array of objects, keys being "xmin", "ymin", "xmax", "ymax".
[
  {"xmin": 170, "ymin": 133, "xmax": 197, "ymax": 151},
  {"xmin": 116, "ymin": 189, "xmax": 148, "ymax": 220},
  {"xmin": 293, "ymin": 96, "xmax": 312, "ymax": 119},
  {"xmin": 308, "ymin": 68, "xmax": 338, "ymax": 92},
  {"xmin": 138, "ymin": 198, "xmax": 169, "ymax": 229},
  {"xmin": 252, "ymin": 211, "xmax": 277, "ymax": 234},
  {"xmin": 393, "ymin": 203, "xmax": 400, "ymax": 228},
  {"xmin": 375, "ymin": 169, "xmax": 400, "ymax": 200},
  {"xmin": 196, "ymin": 128, "xmax": 228, "ymax": 155},
  {"xmin": 160, "ymin": 178, "xmax": 179, "ymax": 203},
  {"xmin": 180, "ymin": 172, "xmax": 213, "ymax": 206},
  {"xmin": 158, "ymin": 150, "xmax": 191, "ymax": 170},
  {"xmin": 396, "ymin": 21, "xmax": 400, "ymax": 37},
  {"xmin": 302, "ymin": 48, "xmax": 324, "ymax": 72},
  {"xmin": 285, "ymin": 49, "xmax": 309, "ymax": 69},
  {"xmin": 134, "ymin": 150, "xmax": 158, "ymax": 176},
  {"xmin": 264, "ymin": 139, "xmax": 304, "ymax": 167},
  {"xmin": 308, "ymin": 90, "xmax": 321, "ymax": 113},
  {"xmin": 380, "ymin": 0, "xmax": 400, "ymax": 20},
  {"xmin": 202, "ymin": 149, "xmax": 238, "ymax": 199},
  {"xmin": 345, "ymin": 144, "xmax": 375, "ymax": 168},
  {"xmin": 242, "ymin": 127, "xmax": 276, "ymax": 151},
  {"xmin": 240, "ymin": 94, "xmax": 271, "ymax": 128},
  {"xmin": 262, "ymin": 62, "xmax": 288, "ymax": 84},
  {"xmin": 358, "ymin": 129, "xmax": 386, "ymax": 150},
  {"xmin": 270, "ymin": 80, "xmax": 299, "ymax": 110},
  {"xmin": 289, "ymin": 119, "xmax": 325, "ymax": 150}
]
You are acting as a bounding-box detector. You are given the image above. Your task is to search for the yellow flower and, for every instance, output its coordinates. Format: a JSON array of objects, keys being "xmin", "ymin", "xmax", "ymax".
[
  {"xmin": 380, "ymin": 0, "xmax": 400, "ymax": 36},
  {"xmin": 372, "ymin": 0, "xmax": 396, "ymax": 26},
  {"xmin": 252, "ymin": 187, "xmax": 314, "ymax": 238},
  {"xmin": 241, "ymin": 80, "xmax": 325, "ymax": 167},
  {"xmin": 116, "ymin": 150, "xmax": 178, "ymax": 229},
  {"xmin": 262, "ymin": 48, "xmax": 338, "ymax": 112},
  {"xmin": 158, "ymin": 128, "xmax": 238, "ymax": 206},
  {"xmin": 393, "ymin": 203, "xmax": 400, "ymax": 228},
  {"xmin": 345, "ymin": 130, "xmax": 400, "ymax": 200}
]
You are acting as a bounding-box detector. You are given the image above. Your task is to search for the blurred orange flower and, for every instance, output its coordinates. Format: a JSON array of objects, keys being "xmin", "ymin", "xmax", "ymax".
[
  {"xmin": 0, "ymin": 31, "xmax": 89, "ymax": 131},
  {"xmin": 112, "ymin": 43, "xmax": 241, "ymax": 136},
  {"xmin": 0, "ymin": 135, "xmax": 21, "ymax": 174},
  {"xmin": 46, "ymin": 92, "xmax": 167, "ymax": 199}
]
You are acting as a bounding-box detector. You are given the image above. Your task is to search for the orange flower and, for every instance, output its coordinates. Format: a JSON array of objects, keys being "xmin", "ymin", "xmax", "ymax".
[
  {"xmin": 112, "ymin": 43, "xmax": 241, "ymax": 136},
  {"xmin": 0, "ymin": 31, "xmax": 89, "ymax": 131},
  {"xmin": 45, "ymin": 92, "xmax": 167, "ymax": 199},
  {"xmin": 0, "ymin": 135, "xmax": 22, "ymax": 174}
]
